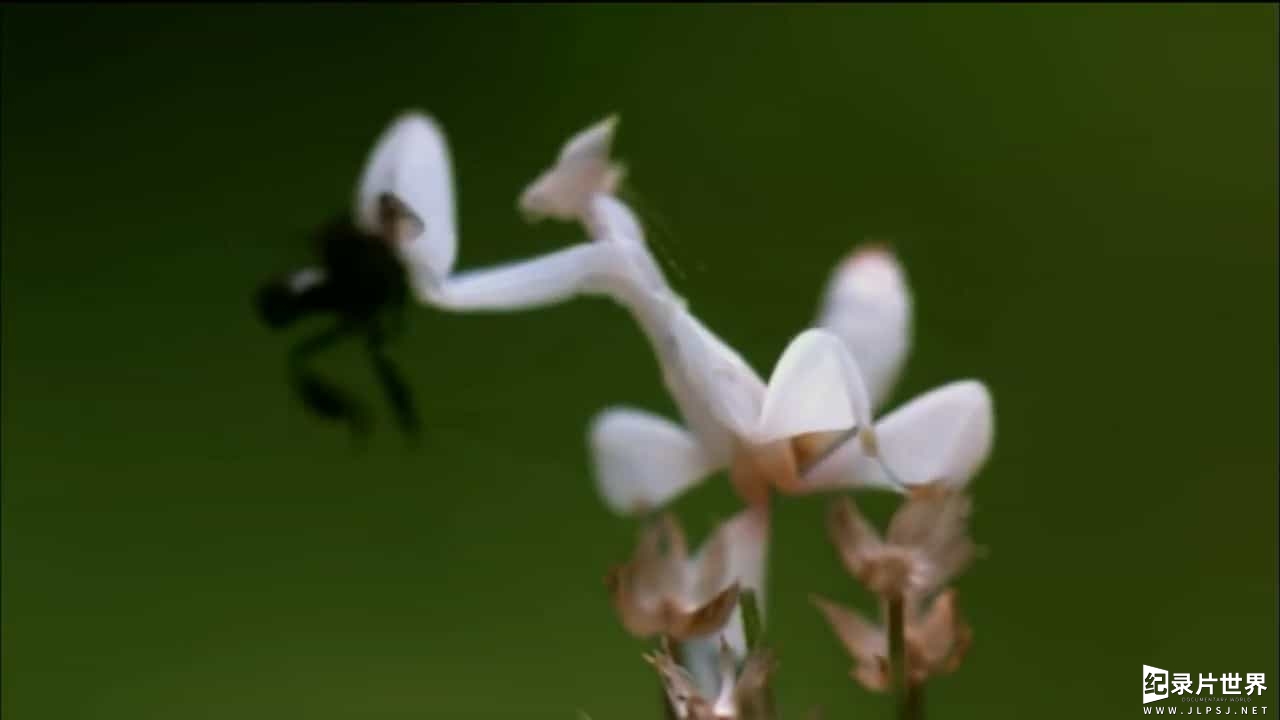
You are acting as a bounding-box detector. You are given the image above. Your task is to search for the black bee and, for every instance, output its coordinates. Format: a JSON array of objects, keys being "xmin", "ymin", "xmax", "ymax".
[
  {"xmin": 255, "ymin": 198, "xmax": 419, "ymax": 440},
  {"xmin": 254, "ymin": 110, "xmax": 460, "ymax": 440}
]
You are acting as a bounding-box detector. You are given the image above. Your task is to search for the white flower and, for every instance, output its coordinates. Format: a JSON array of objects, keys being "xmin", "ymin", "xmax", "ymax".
[
  {"xmin": 608, "ymin": 507, "xmax": 768, "ymax": 653},
  {"xmin": 648, "ymin": 637, "xmax": 775, "ymax": 720}
]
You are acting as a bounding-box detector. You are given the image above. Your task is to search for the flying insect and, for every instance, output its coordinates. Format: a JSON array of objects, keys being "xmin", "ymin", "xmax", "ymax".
[{"xmin": 255, "ymin": 113, "xmax": 456, "ymax": 440}]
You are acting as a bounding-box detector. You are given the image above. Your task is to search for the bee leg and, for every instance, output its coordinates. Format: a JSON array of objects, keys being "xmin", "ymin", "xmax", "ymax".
[
  {"xmin": 366, "ymin": 333, "xmax": 420, "ymax": 442},
  {"xmin": 255, "ymin": 266, "xmax": 334, "ymax": 330},
  {"xmin": 288, "ymin": 322, "xmax": 371, "ymax": 438},
  {"xmin": 295, "ymin": 370, "xmax": 372, "ymax": 440}
]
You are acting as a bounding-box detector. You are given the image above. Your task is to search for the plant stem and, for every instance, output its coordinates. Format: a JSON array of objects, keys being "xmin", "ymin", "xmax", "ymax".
[
  {"xmin": 887, "ymin": 594, "xmax": 923, "ymax": 720},
  {"xmin": 660, "ymin": 682, "xmax": 678, "ymax": 720},
  {"xmin": 658, "ymin": 636, "xmax": 680, "ymax": 720},
  {"xmin": 741, "ymin": 590, "xmax": 764, "ymax": 651},
  {"xmin": 738, "ymin": 590, "xmax": 777, "ymax": 720},
  {"xmin": 906, "ymin": 681, "xmax": 925, "ymax": 720}
]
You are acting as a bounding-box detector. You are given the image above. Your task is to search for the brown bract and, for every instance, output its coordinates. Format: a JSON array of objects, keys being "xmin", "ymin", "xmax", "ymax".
[
  {"xmin": 647, "ymin": 638, "xmax": 776, "ymax": 720},
  {"xmin": 607, "ymin": 514, "xmax": 741, "ymax": 640},
  {"xmin": 812, "ymin": 589, "xmax": 972, "ymax": 691},
  {"xmin": 827, "ymin": 490, "xmax": 974, "ymax": 598}
]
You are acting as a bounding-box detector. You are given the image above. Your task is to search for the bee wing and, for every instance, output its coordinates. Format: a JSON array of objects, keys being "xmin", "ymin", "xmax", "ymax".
[{"xmin": 355, "ymin": 112, "xmax": 457, "ymax": 283}]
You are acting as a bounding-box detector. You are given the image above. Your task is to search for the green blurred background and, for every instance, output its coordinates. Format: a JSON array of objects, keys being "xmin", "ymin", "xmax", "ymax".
[{"xmin": 3, "ymin": 5, "xmax": 1276, "ymax": 718}]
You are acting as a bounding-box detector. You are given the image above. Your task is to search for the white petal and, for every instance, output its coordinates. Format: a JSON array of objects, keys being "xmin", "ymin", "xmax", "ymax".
[
  {"xmin": 876, "ymin": 380, "xmax": 993, "ymax": 488},
  {"xmin": 425, "ymin": 243, "xmax": 618, "ymax": 311},
  {"xmin": 723, "ymin": 506, "xmax": 769, "ymax": 598},
  {"xmin": 804, "ymin": 380, "xmax": 993, "ymax": 490},
  {"xmin": 818, "ymin": 247, "xmax": 912, "ymax": 410},
  {"xmin": 588, "ymin": 407, "xmax": 716, "ymax": 515},
  {"xmin": 687, "ymin": 506, "xmax": 769, "ymax": 596},
  {"xmin": 355, "ymin": 112, "xmax": 457, "ymax": 281},
  {"xmin": 713, "ymin": 506, "xmax": 770, "ymax": 659},
  {"xmin": 681, "ymin": 506, "xmax": 770, "ymax": 671},
  {"xmin": 668, "ymin": 308, "xmax": 765, "ymax": 439},
  {"xmin": 755, "ymin": 329, "xmax": 872, "ymax": 443},
  {"xmin": 711, "ymin": 641, "xmax": 738, "ymax": 718},
  {"xmin": 680, "ymin": 635, "xmax": 725, "ymax": 700},
  {"xmin": 519, "ymin": 116, "xmax": 625, "ymax": 222}
]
